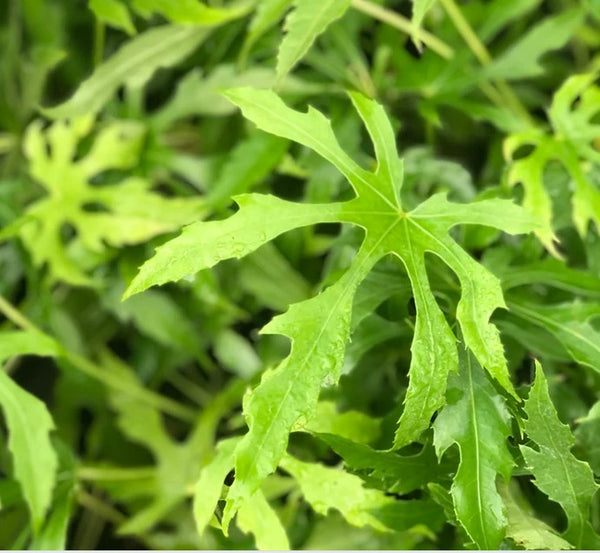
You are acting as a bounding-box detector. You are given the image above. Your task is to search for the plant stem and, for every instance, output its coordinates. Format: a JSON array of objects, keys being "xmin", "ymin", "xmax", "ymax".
[
  {"xmin": 77, "ymin": 489, "xmax": 126, "ymax": 525},
  {"xmin": 0, "ymin": 294, "xmax": 196, "ymax": 422},
  {"xmin": 78, "ymin": 466, "xmax": 156, "ymax": 481},
  {"xmin": 93, "ymin": 20, "xmax": 105, "ymax": 67},
  {"xmin": 351, "ymin": 0, "xmax": 454, "ymax": 60}
]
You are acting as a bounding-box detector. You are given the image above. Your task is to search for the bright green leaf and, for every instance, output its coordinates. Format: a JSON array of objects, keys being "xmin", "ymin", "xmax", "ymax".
[
  {"xmin": 128, "ymin": 88, "xmax": 537, "ymax": 527},
  {"xmin": 18, "ymin": 117, "xmax": 204, "ymax": 285},
  {"xmin": 505, "ymin": 73, "xmax": 600, "ymax": 250},
  {"xmin": 237, "ymin": 489, "xmax": 290, "ymax": 550}
]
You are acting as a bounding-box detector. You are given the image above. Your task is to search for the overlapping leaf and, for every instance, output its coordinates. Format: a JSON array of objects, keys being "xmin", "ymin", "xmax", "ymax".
[
  {"xmin": 0, "ymin": 331, "xmax": 61, "ymax": 533},
  {"xmin": 277, "ymin": 0, "xmax": 352, "ymax": 79},
  {"xmin": 521, "ymin": 363, "xmax": 600, "ymax": 549},
  {"xmin": 433, "ymin": 347, "xmax": 513, "ymax": 549},
  {"xmin": 505, "ymin": 73, "xmax": 600, "ymax": 252},
  {"xmin": 125, "ymin": 88, "xmax": 538, "ymax": 526},
  {"xmin": 280, "ymin": 454, "xmax": 444, "ymax": 533},
  {"xmin": 508, "ymin": 300, "xmax": 600, "ymax": 373}
]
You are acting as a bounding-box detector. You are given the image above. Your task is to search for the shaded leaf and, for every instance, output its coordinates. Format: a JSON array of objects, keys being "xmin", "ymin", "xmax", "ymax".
[
  {"xmin": 484, "ymin": 9, "xmax": 583, "ymax": 81},
  {"xmin": 521, "ymin": 362, "xmax": 600, "ymax": 549},
  {"xmin": 280, "ymin": 454, "xmax": 443, "ymax": 532},
  {"xmin": 499, "ymin": 480, "xmax": 573, "ymax": 550},
  {"xmin": 0, "ymin": 370, "xmax": 57, "ymax": 533},
  {"xmin": 277, "ymin": 0, "xmax": 352, "ymax": 79},
  {"xmin": 44, "ymin": 25, "xmax": 217, "ymax": 118}
]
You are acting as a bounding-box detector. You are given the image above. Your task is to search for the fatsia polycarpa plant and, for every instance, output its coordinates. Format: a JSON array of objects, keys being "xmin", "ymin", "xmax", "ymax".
[{"xmin": 125, "ymin": 88, "xmax": 540, "ymax": 530}]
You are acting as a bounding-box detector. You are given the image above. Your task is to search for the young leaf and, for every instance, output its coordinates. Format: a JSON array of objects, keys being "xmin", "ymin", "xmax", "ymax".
[
  {"xmin": 505, "ymin": 73, "xmax": 600, "ymax": 251},
  {"xmin": 521, "ymin": 362, "xmax": 600, "ymax": 549},
  {"xmin": 17, "ymin": 117, "xmax": 204, "ymax": 285},
  {"xmin": 0, "ymin": 370, "xmax": 57, "ymax": 533},
  {"xmin": 277, "ymin": 0, "xmax": 352, "ymax": 79},
  {"xmin": 127, "ymin": 88, "xmax": 537, "ymax": 526},
  {"xmin": 292, "ymin": 402, "xmax": 381, "ymax": 444},
  {"xmin": 433, "ymin": 347, "xmax": 513, "ymax": 549}
]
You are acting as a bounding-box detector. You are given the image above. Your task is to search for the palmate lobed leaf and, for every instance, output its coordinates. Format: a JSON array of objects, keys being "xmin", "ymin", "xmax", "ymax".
[
  {"xmin": 505, "ymin": 72, "xmax": 600, "ymax": 253},
  {"xmin": 125, "ymin": 87, "xmax": 539, "ymax": 529},
  {"xmin": 13, "ymin": 116, "xmax": 204, "ymax": 285}
]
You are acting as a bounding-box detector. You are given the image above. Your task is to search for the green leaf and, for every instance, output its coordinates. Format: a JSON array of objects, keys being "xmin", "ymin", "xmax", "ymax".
[
  {"xmin": 239, "ymin": 243, "xmax": 312, "ymax": 312},
  {"xmin": 30, "ymin": 477, "xmax": 76, "ymax": 550},
  {"xmin": 0, "ymin": 370, "xmax": 57, "ymax": 533},
  {"xmin": 0, "ymin": 330, "xmax": 60, "ymax": 363},
  {"xmin": 483, "ymin": 9, "xmax": 583, "ymax": 81},
  {"xmin": 101, "ymin": 353, "xmax": 241, "ymax": 535},
  {"xmin": 498, "ymin": 480, "xmax": 573, "ymax": 550},
  {"xmin": 411, "ymin": 0, "xmax": 437, "ymax": 41},
  {"xmin": 206, "ymin": 132, "xmax": 289, "ymax": 210},
  {"xmin": 521, "ymin": 362, "xmax": 600, "ymax": 549},
  {"xmin": 498, "ymin": 257, "xmax": 600, "ymax": 298},
  {"xmin": 125, "ymin": 194, "xmax": 342, "ymax": 297},
  {"xmin": 89, "ymin": 0, "xmax": 136, "ymax": 35},
  {"xmin": 130, "ymin": 0, "xmax": 253, "ymax": 24},
  {"xmin": 293, "ymin": 402, "xmax": 381, "ymax": 444},
  {"xmin": 237, "ymin": 489, "xmax": 290, "ymax": 550},
  {"xmin": 277, "ymin": 0, "xmax": 352, "ymax": 79},
  {"xmin": 128, "ymin": 88, "xmax": 536, "ymax": 526},
  {"xmin": 280, "ymin": 454, "xmax": 443, "ymax": 532},
  {"xmin": 43, "ymin": 25, "xmax": 216, "ymax": 118},
  {"xmin": 193, "ymin": 437, "xmax": 238, "ymax": 535},
  {"xmin": 19, "ymin": 117, "xmax": 204, "ymax": 285},
  {"xmin": 242, "ymin": 0, "xmax": 293, "ymax": 61},
  {"xmin": 433, "ymin": 347, "xmax": 513, "ymax": 549},
  {"xmin": 508, "ymin": 300, "xmax": 600, "ymax": 373},
  {"xmin": 575, "ymin": 401, "xmax": 600, "ymax": 474},
  {"xmin": 317, "ymin": 434, "xmax": 447, "ymax": 495},
  {"xmin": 505, "ymin": 72, "xmax": 600, "ymax": 249}
]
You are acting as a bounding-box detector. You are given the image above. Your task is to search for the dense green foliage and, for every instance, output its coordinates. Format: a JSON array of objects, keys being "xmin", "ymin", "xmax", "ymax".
[{"xmin": 1, "ymin": 0, "xmax": 600, "ymax": 549}]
